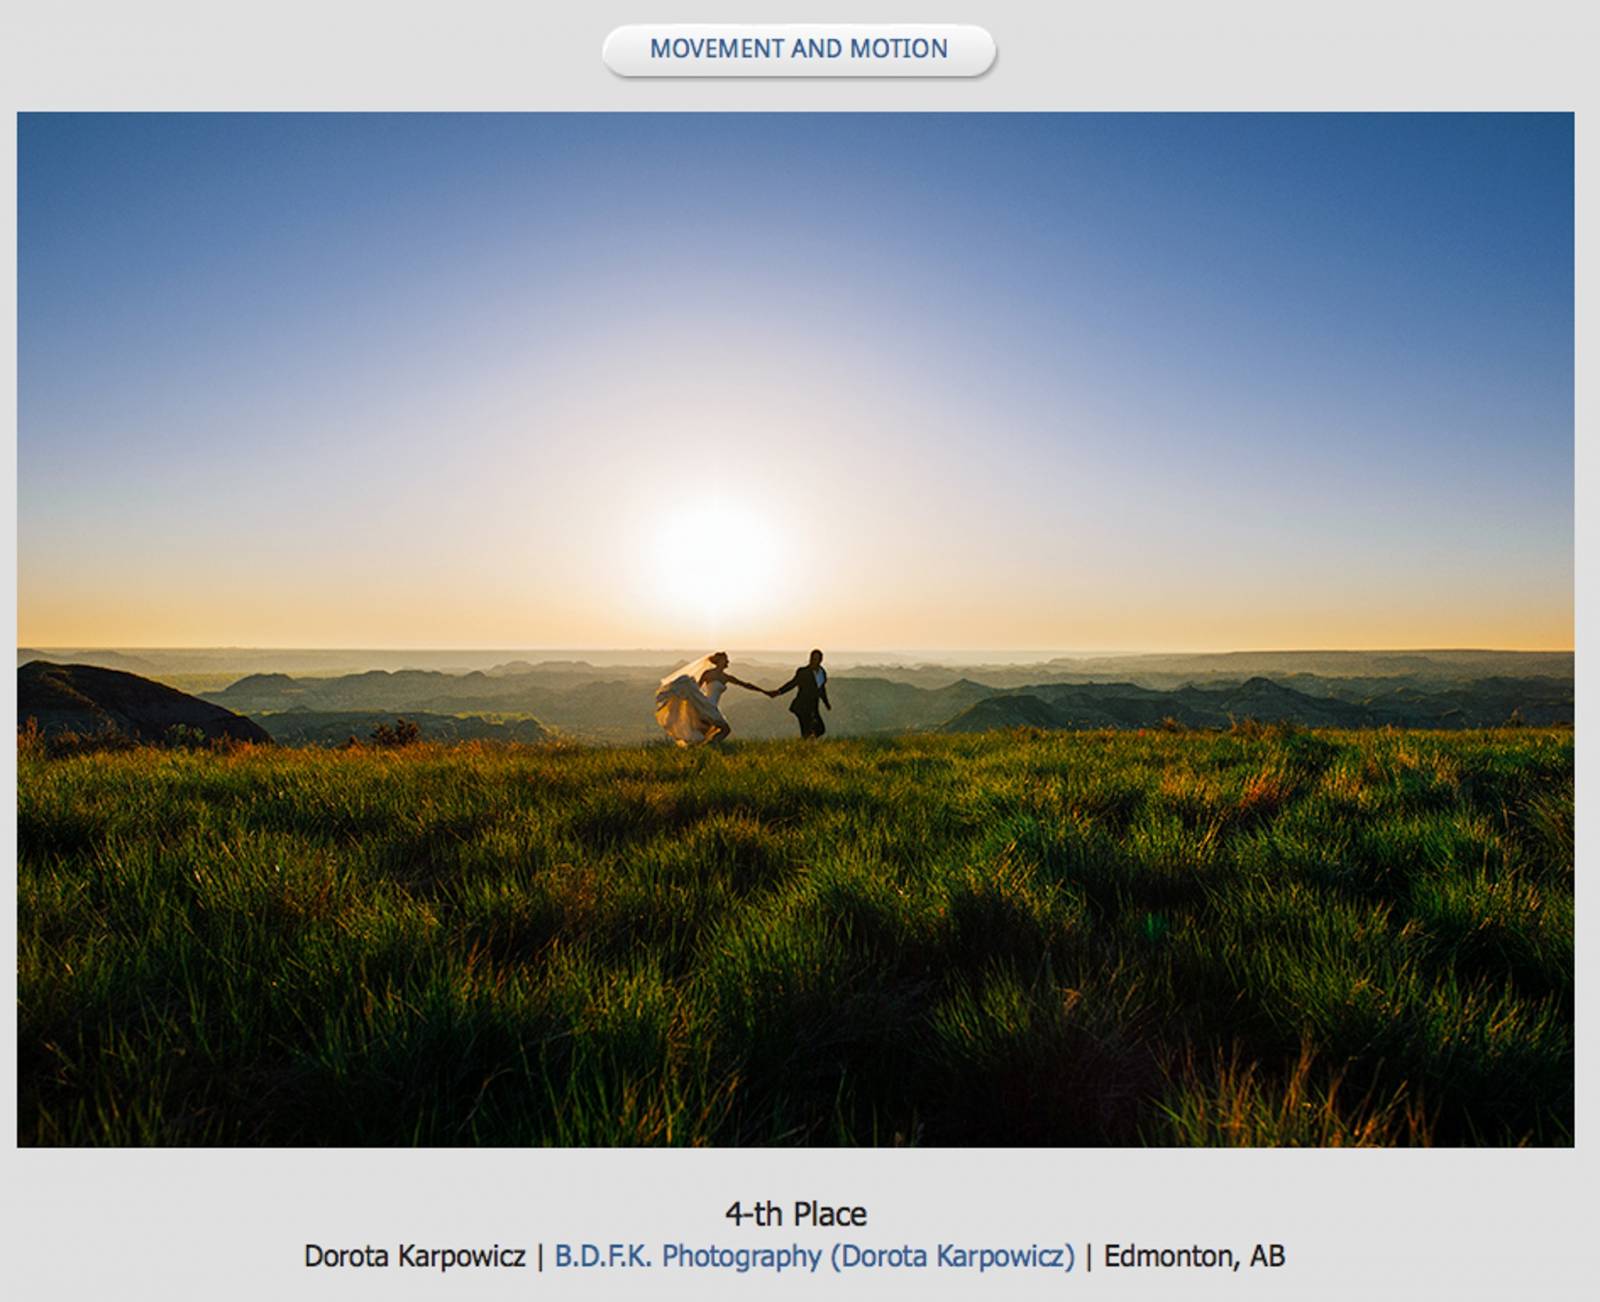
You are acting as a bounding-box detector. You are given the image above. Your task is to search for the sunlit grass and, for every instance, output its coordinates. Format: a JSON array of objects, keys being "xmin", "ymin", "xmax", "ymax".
[{"xmin": 17, "ymin": 727, "xmax": 1572, "ymax": 1145}]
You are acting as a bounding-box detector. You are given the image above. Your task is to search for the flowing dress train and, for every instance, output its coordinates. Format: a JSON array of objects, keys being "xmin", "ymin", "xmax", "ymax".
[{"xmin": 655, "ymin": 655, "xmax": 730, "ymax": 745}]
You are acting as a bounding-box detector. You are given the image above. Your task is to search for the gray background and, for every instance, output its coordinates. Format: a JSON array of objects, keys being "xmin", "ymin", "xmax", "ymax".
[{"xmin": 1, "ymin": 3, "xmax": 1593, "ymax": 1297}]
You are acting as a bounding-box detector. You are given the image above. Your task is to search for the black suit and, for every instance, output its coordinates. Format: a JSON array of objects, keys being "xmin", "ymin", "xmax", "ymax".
[{"xmin": 775, "ymin": 665, "xmax": 830, "ymax": 738}]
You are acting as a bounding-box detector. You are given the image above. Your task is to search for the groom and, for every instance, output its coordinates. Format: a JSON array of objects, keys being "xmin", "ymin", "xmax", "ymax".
[{"xmin": 771, "ymin": 648, "xmax": 831, "ymax": 739}]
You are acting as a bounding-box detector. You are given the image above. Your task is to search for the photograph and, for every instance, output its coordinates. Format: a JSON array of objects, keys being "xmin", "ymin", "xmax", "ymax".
[{"xmin": 16, "ymin": 111, "xmax": 1573, "ymax": 1147}]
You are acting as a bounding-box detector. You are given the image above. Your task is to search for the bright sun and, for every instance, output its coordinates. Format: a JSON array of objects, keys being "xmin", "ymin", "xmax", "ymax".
[{"xmin": 650, "ymin": 501, "xmax": 785, "ymax": 636}]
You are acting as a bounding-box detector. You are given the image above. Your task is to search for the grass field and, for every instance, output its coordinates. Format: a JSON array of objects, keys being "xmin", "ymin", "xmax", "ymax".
[{"xmin": 17, "ymin": 726, "xmax": 1573, "ymax": 1146}]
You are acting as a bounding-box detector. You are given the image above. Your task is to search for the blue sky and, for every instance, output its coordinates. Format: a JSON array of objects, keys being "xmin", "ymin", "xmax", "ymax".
[{"xmin": 18, "ymin": 113, "xmax": 1573, "ymax": 649}]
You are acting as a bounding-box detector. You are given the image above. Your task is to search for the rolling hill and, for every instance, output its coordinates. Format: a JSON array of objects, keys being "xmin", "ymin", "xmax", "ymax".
[
  {"xmin": 18, "ymin": 661, "xmax": 271, "ymax": 743},
  {"xmin": 196, "ymin": 661, "xmax": 1571, "ymax": 743}
]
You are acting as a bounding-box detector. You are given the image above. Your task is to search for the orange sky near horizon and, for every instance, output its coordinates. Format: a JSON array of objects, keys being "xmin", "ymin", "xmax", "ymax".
[{"xmin": 17, "ymin": 549, "xmax": 1574, "ymax": 654}]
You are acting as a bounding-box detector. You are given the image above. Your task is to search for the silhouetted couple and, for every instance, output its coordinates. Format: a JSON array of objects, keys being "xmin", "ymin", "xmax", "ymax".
[
  {"xmin": 653, "ymin": 649, "xmax": 831, "ymax": 745},
  {"xmin": 773, "ymin": 649, "xmax": 831, "ymax": 739}
]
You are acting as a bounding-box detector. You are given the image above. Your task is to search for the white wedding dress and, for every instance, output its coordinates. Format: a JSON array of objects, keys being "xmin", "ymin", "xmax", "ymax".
[{"xmin": 655, "ymin": 654, "xmax": 732, "ymax": 746}]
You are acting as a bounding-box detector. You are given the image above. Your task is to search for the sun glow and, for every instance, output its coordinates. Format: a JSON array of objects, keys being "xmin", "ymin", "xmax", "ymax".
[{"xmin": 647, "ymin": 500, "xmax": 787, "ymax": 638}]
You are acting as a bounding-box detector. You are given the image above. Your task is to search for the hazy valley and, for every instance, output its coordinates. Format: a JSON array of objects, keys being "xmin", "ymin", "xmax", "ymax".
[{"xmin": 17, "ymin": 648, "xmax": 1573, "ymax": 747}]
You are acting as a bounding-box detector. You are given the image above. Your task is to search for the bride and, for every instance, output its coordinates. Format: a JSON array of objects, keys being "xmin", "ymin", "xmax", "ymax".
[{"xmin": 655, "ymin": 652, "xmax": 771, "ymax": 745}]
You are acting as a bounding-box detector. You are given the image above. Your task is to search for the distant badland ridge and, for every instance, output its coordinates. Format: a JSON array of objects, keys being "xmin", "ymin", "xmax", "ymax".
[
  {"xmin": 15, "ymin": 646, "xmax": 1576, "ymax": 679},
  {"xmin": 16, "ymin": 648, "xmax": 1568, "ymax": 747}
]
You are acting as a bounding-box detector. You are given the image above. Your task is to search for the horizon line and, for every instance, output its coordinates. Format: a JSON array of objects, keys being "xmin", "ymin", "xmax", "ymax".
[{"xmin": 16, "ymin": 644, "xmax": 1577, "ymax": 657}]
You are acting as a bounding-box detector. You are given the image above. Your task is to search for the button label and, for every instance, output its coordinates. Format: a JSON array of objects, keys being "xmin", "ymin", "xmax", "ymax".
[{"xmin": 602, "ymin": 25, "xmax": 997, "ymax": 78}]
